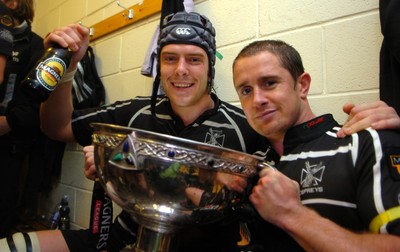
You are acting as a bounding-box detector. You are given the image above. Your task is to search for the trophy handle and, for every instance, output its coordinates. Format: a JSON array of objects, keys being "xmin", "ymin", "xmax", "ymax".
[{"xmin": 256, "ymin": 162, "xmax": 277, "ymax": 171}]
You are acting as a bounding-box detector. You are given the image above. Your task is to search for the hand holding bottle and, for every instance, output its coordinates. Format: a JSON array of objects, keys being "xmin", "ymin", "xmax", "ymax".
[
  {"xmin": 21, "ymin": 24, "xmax": 91, "ymax": 102},
  {"xmin": 44, "ymin": 23, "xmax": 90, "ymax": 74}
]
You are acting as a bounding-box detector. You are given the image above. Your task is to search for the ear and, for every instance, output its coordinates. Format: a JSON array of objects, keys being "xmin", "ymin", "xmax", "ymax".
[{"xmin": 297, "ymin": 72, "xmax": 311, "ymax": 99}]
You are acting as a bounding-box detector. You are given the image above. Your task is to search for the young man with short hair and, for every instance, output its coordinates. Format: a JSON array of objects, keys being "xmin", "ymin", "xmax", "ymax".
[{"xmin": 233, "ymin": 40, "xmax": 400, "ymax": 251}]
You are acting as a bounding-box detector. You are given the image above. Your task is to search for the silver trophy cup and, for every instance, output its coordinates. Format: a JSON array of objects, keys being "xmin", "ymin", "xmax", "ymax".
[{"xmin": 91, "ymin": 123, "xmax": 271, "ymax": 252}]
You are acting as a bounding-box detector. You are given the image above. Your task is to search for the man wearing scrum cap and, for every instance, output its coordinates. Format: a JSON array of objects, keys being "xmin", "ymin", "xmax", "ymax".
[
  {"xmin": 1, "ymin": 11, "xmax": 398, "ymax": 252},
  {"xmin": 4, "ymin": 11, "xmax": 273, "ymax": 252}
]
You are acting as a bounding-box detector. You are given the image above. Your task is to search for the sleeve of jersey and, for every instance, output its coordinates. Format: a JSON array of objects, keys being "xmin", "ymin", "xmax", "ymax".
[
  {"xmin": 71, "ymin": 100, "xmax": 136, "ymax": 147},
  {"xmin": 355, "ymin": 129, "xmax": 400, "ymax": 235}
]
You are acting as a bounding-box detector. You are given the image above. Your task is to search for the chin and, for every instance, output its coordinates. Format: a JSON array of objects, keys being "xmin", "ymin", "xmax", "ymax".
[
  {"xmin": 255, "ymin": 124, "xmax": 272, "ymax": 137},
  {"xmin": 250, "ymin": 123, "xmax": 264, "ymax": 136}
]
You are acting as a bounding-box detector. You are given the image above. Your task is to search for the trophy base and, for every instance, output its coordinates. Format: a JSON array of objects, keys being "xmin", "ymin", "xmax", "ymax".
[{"xmin": 132, "ymin": 225, "xmax": 174, "ymax": 252}]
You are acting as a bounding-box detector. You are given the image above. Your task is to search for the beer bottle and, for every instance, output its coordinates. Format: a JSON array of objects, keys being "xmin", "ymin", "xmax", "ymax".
[{"xmin": 21, "ymin": 45, "xmax": 73, "ymax": 102}]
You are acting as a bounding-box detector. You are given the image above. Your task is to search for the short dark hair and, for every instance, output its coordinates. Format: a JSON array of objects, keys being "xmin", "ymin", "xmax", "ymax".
[{"xmin": 233, "ymin": 40, "xmax": 305, "ymax": 81}]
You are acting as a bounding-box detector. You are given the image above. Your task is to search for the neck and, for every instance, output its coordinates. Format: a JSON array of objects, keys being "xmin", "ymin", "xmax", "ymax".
[
  {"xmin": 272, "ymin": 106, "xmax": 316, "ymax": 156},
  {"xmin": 270, "ymin": 137, "xmax": 285, "ymax": 156},
  {"xmin": 173, "ymin": 96, "xmax": 214, "ymax": 126}
]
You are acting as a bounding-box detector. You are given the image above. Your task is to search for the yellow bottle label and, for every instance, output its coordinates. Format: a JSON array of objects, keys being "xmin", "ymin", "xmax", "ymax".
[{"xmin": 36, "ymin": 56, "xmax": 67, "ymax": 91}]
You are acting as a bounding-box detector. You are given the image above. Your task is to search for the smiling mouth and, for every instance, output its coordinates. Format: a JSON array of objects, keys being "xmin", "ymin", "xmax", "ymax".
[
  {"xmin": 256, "ymin": 109, "xmax": 276, "ymax": 120},
  {"xmin": 172, "ymin": 82, "xmax": 193, "ymax": 88}
]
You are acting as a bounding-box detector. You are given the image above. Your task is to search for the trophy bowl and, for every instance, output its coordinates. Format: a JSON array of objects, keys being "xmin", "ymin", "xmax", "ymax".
[{"xmin": 91, "ymin": 122, "xmax": 271, "ymax": 252}]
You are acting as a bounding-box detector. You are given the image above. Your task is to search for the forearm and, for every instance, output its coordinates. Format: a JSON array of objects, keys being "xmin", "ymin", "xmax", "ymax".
[
  {"xmin": 0, "ymin": 116, "xmax": 10, "ymax": 135},
  {"xmin": 40, "ymin": 23, "xmax": 90, "ymax": 142},
  {"xmin": 0, "ymin": 54, "xmax": 6, "ymax": 85},
  {"xmin": 281, "ymin": 206, "xmax": 400, "ymax": 252},
  {"xmin": 40, "ymin": 79, "xmax": 75, "ymax": 142},
  {"xmin": 37, "ymin": 230, "xmax": 70, "ymax": 252},
  {"xmin": 0, "ymin": 230, "xmax": 69, "ymax": 252}
]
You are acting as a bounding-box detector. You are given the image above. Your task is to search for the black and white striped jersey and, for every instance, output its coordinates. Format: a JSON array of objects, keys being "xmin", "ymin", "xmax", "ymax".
[
  {"xmin": 254, "ymin": 114, "xmax": 400, "ymax": 251},
  {"xmin": 71, "ymin": 93, "xmax": 274, "ymax": 161},
  {"xmin": 280, "ymin": 114, "xmax": 400, "ymax": 234}
]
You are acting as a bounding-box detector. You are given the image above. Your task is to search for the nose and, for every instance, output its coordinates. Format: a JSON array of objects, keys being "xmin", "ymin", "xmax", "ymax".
[
  {"xmin": 175, "ymin": 57, "xmax": 189, "ymax": 76},
  {"xmin": 252, "ymin": 87, "xmax": 268, "ymax": 107}
]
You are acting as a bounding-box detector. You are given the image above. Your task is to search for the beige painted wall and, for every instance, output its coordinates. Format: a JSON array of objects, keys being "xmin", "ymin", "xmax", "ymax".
[{"xmin": 32, "ymin": 0, "xmax": 382, "ymax": 229}]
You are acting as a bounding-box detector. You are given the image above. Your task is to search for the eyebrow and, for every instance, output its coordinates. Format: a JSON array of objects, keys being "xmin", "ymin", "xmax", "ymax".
[
  {"xmin": 161, "ymin": 51, "xmax": 206, "ymax": 58},
  {"xmin": 233, "ymin": 80, "xmax": 247, "ymax": 90},
  {"xmin": 234, "ymin": 75, "xmax": 280, "ymax": 88}
]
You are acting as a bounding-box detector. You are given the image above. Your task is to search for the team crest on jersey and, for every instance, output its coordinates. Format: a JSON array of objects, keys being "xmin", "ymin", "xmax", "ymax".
[
  {"xmin": 205, "ymin": 128, "xmax": 225, "ymax": 147},
  {"xmin": 300, "ymin": 161, "xmax": 325, "ymax": 195},
  {"xmin": 388, "ymin": 151, "xmax": 400, "ymax": 181}
]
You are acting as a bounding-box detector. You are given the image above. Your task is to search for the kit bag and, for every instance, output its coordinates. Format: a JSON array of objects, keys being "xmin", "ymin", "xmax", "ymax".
[{"xmin": 72, "ymin": 46, "xmax": 105, "ymax": 109}]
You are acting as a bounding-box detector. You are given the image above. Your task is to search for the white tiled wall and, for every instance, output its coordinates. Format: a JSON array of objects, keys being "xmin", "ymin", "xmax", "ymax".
[{"xmin": 32, "ymin": 0, "xmax": 382, "ymax": 229}]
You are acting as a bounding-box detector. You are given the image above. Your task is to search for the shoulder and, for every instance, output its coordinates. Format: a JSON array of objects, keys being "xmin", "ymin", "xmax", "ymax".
[
  {"xmin": 375, "ymin": 129, "xmax": 400, "ymax": 145},
  {"xmin": 218, "ymin": 100, "xmax": 247, "ymax": 117},
  {"xmin": 102, "ymin": 96, "xmax": 172, "ymax": 113},
  {"xmin": 219, "ymin": 100, "xmax": 243, "ymax": 111},
  {"xmin": 133, "ymin": 96, "xmax": 152, "ymax": 102},
  {"xmin": 349, "ymin": 129, "xmax": 400, "ymax": 156},
  {"xmin": 98, "ymin": 97, "xmax": 153, "ymax": 114},
  {"xmin": 107, "ymin": 97, "xmax": 149, "ymax": 108},
  {"xmin": 352, "ymin": 128, "xmax": 400, "ymax": 142},
  {"xmin": 13, "ymin": 29, "xmax": 43, "ymax": 54},
  {"xmin": 30, "ymin": 32, "xmax": 44, "ymax": 44},
  {"xmin": 25, "ymin": 31, "xmax": 44, "ymax": 50}
]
